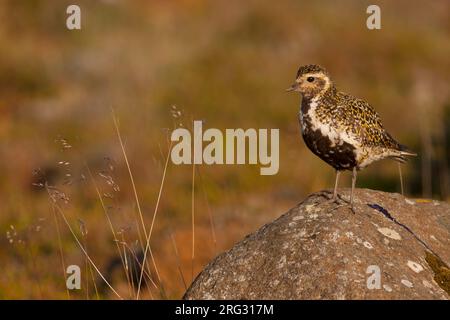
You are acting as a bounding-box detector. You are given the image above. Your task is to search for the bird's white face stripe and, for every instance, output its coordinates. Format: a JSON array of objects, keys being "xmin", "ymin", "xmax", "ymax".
[
  {"xmin": 299, "ymin": 72, "xmax": 326, "ymax": 80},
  {"xmin": 300, "ymin": 72, "xmax": 331, "ymax": 95}
]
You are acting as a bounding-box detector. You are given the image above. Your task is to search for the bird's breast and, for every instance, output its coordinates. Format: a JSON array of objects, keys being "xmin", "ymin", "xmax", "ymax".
[
  {"xmin": 300, "ymin": 102, "xmax": 340, "ymax": 144},
  {"xmin": 299, "ymin": 101, "xmax": 359, "ymax": 170}
]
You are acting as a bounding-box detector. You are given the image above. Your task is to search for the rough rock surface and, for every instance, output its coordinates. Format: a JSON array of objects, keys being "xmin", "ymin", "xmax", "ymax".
[{"xmin": 184, "ymin": 189, "xmax": 450, "ymax": 300}]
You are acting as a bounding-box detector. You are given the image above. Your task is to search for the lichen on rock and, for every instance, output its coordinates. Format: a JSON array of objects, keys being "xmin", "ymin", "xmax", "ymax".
[{"xmin": 184, "ymin": 189, "xmax": 450, "ymax": 300}]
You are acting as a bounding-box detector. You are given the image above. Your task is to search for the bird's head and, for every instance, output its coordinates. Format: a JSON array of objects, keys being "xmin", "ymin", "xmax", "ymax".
[{"xmin": 286, "ymin": 64, "xmax": 333, "ymax": 99}]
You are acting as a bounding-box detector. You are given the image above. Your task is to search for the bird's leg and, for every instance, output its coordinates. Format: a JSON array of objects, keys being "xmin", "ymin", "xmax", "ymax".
[
  {"xmin": 318, "ymin": 170, "xmax": 342, "ymax": 201},
  {"xmin": 397, "ymin": 162, "xmax": 404, "ymax": 196},
  {"xmin": 323, "ymin": 170, "xmax": 348, "ymax": 213},
  {"xmin": 332, "ymin": 170, "xmax": 341, "ymax": 201},
  {"xmin": 350, "ymin": 167, "xmax": 357, "ymax": 213}
]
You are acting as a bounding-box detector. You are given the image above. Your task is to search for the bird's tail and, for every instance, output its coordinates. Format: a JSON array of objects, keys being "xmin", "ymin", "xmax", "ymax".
[{"xmin": 391, "ymin": 144, "xmax": 417, "ymax": 163}]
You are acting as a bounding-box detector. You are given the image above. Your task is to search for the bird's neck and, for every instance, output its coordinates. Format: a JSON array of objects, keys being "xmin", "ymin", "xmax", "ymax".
[{"xmin": 302, "ymin": 85, "xmax": 337, "ymax": 105}]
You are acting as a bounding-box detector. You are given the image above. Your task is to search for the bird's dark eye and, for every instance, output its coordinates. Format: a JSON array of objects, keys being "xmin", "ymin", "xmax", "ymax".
[{"xmin": 307, "ymin": 77, "xmax": 315, "ymax": 82}]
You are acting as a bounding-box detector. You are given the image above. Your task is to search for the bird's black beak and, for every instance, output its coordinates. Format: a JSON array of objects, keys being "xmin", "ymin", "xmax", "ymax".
[{"xmin": 286, "ymin": 82, "xmax": 300, "ymax": 92}]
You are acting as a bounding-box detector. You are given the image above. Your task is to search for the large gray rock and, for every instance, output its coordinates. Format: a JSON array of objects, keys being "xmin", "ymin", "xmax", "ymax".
[{"xmin": 184, "ymin": 189, "xmax": 450, "ymax": 299}]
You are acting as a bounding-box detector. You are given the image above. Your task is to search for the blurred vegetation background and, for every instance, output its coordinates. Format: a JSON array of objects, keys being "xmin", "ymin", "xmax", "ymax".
[{"xmin": 0, "ymin": 0, "xmax": 448, "ymax": 299}]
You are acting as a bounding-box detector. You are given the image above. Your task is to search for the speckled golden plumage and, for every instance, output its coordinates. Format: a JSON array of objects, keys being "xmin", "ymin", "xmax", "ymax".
[
  {"xmin": 287, "ymin": 64, "xmax": 416, "ymax": 211},
  {"xmin": 314, "ymin": 87, "xmax": 410, "ymax": 167}
]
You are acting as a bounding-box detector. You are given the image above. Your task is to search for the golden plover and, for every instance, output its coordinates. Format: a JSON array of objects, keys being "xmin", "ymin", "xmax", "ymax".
[{"xmin": 287, "ymin": 64, "xmax": 416, "ymax": 211}]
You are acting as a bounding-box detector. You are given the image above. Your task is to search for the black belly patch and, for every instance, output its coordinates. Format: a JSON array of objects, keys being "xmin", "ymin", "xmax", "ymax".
[{"xmin": 302, "ymin": 129, "xmax": 357, "ymax": 171}]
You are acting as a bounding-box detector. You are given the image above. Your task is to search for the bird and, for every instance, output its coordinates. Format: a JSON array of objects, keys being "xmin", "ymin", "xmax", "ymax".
[{"xmin": 286, "ymin": 64, "xmax": 416, "ymax": 211}]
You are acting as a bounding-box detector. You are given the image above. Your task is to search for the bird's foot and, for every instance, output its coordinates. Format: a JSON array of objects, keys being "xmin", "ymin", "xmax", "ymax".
[
  {"xmin": 337, "ymin": 196, "xmax": 356, "ymax": 214},
  {"xmin": 317, "ymin": 191, "xmax": 347, "ymax": 203},
  {"xmin": 316, "ymin": 190, "xmax": 333, "ymax": 200},
  {"xmin": 320, "ymin": 195, "xmax": 348, "ymax": 213},
  {"xmin": 328, "ymin": 200, "xmax": 357, "ymax": 214},
  {"xmin": 317, "ymin": 191, "xmax": 357, "ymax": 214}
]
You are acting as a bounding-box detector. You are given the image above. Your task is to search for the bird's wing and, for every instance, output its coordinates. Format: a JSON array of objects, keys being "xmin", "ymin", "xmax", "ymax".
[{"xmin": 338, "ymin": 93, "xmax": 400, "ymax": 150}]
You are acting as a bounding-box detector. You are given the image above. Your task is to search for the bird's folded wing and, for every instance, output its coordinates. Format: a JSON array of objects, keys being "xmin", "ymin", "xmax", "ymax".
[{"xmin": 338, "ymin": 95, "xmax": 401, "ymax": 150}]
